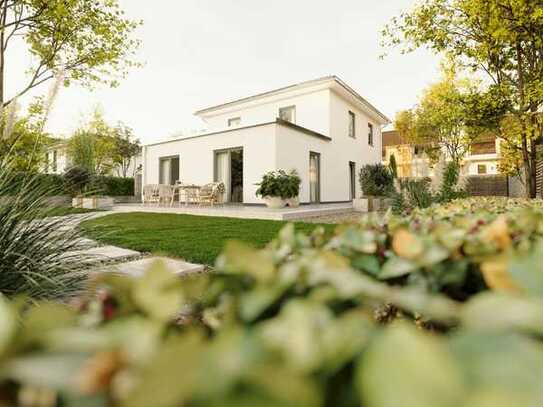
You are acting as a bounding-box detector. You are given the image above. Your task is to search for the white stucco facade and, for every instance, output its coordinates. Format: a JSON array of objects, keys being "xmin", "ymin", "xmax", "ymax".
[{"xmin": 143, "ymin": 76, "xmax": 390, "ymax": 204}]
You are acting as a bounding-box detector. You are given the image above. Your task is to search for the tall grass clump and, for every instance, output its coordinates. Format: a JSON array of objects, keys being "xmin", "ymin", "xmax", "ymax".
[
  {"xmin": 0, "ymin": 73, "xmax": 93, "ymax": 300},
  {"xmin": 0, "ymin": 158, "xmax": 94, "ymax": 299}
]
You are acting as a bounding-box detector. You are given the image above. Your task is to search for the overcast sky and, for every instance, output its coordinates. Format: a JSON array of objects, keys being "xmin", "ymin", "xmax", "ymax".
[{"xmin": 9, "ymin": 0, "xmax": 441, "ymax": 144}]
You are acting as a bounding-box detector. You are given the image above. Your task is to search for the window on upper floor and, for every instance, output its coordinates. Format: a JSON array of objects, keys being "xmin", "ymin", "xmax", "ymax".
[
  {"xmin": 228, "ymin": 117, "xmax": 241, "ymax": 127},
  {"xmin": 348, "ymin": 111, "xmax": 356, "ymax": 138},
  {"xmin": 368, "ymin": 123, "xmax": 374, "ymax": 146},
  {"xmin": 478, "ymin": 164, "xmax": 487, "ymax": 175},
  {"xmin": 279, "ymin": 106, "xmax": 296, "ymax": 123}
]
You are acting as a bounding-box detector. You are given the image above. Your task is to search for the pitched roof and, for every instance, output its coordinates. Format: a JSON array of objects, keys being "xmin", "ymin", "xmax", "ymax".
[{"xmin": 195, "ymin": 76, "xmax": 391, "ymax": 124}]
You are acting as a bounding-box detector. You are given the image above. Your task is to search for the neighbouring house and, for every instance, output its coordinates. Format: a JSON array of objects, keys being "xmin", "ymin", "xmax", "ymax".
[
  {"xmin": 43, "ymin": 140, "xmax": 141, "ymax": 178},
  {"xmin": 382, "ymin": 130, "xmax": 501, "ymax": 177},
  {"xmin": 44, "ymin": 141, "xmax": 70, "ymax": 175},
  {"xmin": 142, "ymin": 76, "xmax": 390, "ymax": 205}
]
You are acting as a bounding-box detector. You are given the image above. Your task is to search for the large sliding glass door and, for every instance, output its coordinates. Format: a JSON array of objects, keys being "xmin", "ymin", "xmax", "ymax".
[
  {"xmin": 309, "ymin": 152, "xmax": 321, "ymax": 203},
  {"xmin": 159, "ymin": 156, "xmax": 180, "ymax": 185},
  {"xmin": 214, "ymin": 148, "xmax": 243, "ymax": 203}
]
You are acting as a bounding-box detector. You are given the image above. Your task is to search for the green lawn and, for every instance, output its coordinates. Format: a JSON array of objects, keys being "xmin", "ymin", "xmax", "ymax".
[{"xmin": 80, "ymin": 212, "xmax": 336, "ymax": 265}]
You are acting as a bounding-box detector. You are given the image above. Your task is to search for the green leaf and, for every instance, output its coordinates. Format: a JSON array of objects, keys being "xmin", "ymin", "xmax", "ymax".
[
  {"xmin": 132, "ymin": 261, "xmax": 183, "ymax": 322},
  {"xmin": 351, "ymin": 254, "xmax": 381, "ymax": 276},
  {"xmin": 379, "ymin": 256, "xmax": 418, "ymax": 279},
  {"xmin": 357, "ymin": 324, "xmax": 464, "ymax": 407},
  {"xmin": 509, "ymin": 242, "xmax": 543, "ymax": 296},
  {"xmin": 461, "ymin": 293, "xmax": 543, "ymax": 335}
]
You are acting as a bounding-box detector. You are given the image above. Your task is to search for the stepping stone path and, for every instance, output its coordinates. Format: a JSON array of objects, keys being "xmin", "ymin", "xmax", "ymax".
[
  {"xmin": 60, "ymin": 212, "xmax": 208, "ymax": 278},
  {"xmin": 97, "ymin": 257, "xmax": 205, "ymax": 277}
]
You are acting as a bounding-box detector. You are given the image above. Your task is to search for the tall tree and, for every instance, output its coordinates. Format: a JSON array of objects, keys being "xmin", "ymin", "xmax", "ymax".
[
  {"xmin": 112, "ymin": 122, "xmax": 140, "ymax": 178},
  {"xmin": 383, "ymin": 0, "xmax": 543, "ymax": 197},
  {"xmin": 68, "ymin": 110, "xmax": 115, "ymax": 175},
  {"xmin": 0, "ymin": 0, "xmax": 141, "ymax": 107},
  {"xmin": 394, "ymin": 66, "xmax": 482, "ymax": 165}
]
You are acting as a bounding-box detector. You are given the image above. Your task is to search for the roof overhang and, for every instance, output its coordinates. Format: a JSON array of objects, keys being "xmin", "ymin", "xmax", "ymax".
[
  {"xmin": 144, "ymin": 119, "xmax": 331, "ymax": 148},
  {"xmin": 194, "ymin": 76, "xmax": 391, "ymax": 125}
]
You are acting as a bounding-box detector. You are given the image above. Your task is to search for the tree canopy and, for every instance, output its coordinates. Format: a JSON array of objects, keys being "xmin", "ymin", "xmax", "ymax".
[
  {"xmin": 394, "ymin": 65, "xmax": 489, "ymax": 165},
  {"xmin": 0, "ymin": 0, "xmax": 141, "ymax": 107},
  {"xmin": 384, "ymin": 0, "xmax": 543, "ymax": 197}
]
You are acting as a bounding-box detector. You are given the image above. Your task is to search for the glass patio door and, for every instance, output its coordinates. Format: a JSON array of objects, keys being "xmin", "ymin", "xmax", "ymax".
[
  {"xmin": 215, "ymin": 151, "xmax": 231, "ymax": 202},
  {"xmin": 309, "ymin": 152, "xmax": 320, "ymax": 203},
  {"xmin": 214, "ymin": 148, "xmax": 243, "ymax": 203}
]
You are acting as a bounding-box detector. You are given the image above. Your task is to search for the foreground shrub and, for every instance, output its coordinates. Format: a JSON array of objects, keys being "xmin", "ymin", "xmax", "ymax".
[
  {"xmin": 1, "ymin": 198, "xmax": 543, "ymax": 406},
  {"xmin": 0, "ymin": 163, "xmax": 93, "ymax": 299},
  {"xmin": 358, "ymin": 164, "xmax": 394, "ymax": 197}
]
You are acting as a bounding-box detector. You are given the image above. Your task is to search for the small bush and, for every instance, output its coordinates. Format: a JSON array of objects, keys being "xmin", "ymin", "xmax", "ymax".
[
  {"xmin": 256, "ymin": 170, "xmax": 301, "ymax": 199},
  {"xmin": 359, "ymin": 164, "xmax": 394, "ymax": 197},
  {"xmin": 436, "ymin": 161, "xmax": 468, "ymax": 202}
]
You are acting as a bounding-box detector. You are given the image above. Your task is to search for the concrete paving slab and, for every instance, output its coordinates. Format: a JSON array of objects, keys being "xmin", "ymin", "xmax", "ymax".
[
  {"xmin": 98, "ymin": 256, "xmax": 205, "ymax": 277},
  {"xmin": 63, "ymin": 245, "xmax": 141, "ymax": 263}
]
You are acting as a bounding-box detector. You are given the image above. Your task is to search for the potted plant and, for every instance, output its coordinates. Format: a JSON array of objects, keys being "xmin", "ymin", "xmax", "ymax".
[
  {"xmin": 256, "ymin": 170, "xmax": 301, "ymax": 208},
  {"xmin": 354, "ymin": 164, "xmax": 394, "ymax": 212}
]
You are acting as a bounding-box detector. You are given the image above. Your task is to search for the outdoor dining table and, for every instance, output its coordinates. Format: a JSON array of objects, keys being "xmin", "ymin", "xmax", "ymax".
[{"xmin": 173, "ymin": 184, "xmax": 201, "ymax": 207}]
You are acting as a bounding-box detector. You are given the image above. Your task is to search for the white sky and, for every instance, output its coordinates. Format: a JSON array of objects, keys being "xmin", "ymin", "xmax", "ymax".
[{"xmin": 9, "ymin": 0, "xmax": 441, "ymax": 144}]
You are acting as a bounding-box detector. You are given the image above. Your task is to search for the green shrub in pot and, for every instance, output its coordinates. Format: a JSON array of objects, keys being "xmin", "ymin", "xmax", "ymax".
[{"xmin": 256, "ymin": 170, "xmax": 301, "ymax": 208}]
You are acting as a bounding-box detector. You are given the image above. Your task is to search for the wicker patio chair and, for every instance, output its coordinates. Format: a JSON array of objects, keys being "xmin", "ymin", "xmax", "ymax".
[
  {"xmin": 198, "ymin": 182, "xmax": 225, "ymax": 206},
  {"xmin": 158, "ymin": 184, "xmax": 175, "ymax": 207},
  {"xmin": 143, "ymin": 184, "xmax": 160, "ymax": 205}
]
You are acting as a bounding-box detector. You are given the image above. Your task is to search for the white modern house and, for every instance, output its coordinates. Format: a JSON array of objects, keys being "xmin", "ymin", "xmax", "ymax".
[{"xmin": 142, "ymin": 76, "xmax": 390, "ymax": 205}]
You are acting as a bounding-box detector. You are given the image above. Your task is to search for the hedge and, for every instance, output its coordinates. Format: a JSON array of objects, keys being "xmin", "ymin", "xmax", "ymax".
[
  {"xmin": 6, "ymin": 172, "xmax": 134, "ymax": 197},
  {"xmin": 90, "ymin": 176, "xmax": 135, "ymax": 196},
  {"xmin": 0, "ymin": 197, "xmax": 543, "ymax": 406}
]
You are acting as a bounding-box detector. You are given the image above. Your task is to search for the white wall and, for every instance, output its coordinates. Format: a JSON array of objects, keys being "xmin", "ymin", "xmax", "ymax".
[
  {"xmin": 328, "ymin": 91, "xmax": 383, "ymax": 199},
  {"xmin": 143, "ymin": 125, "xmax": 277, "ymax": 204},
  {"xmin": 202, "ymin": 89, "xmax": 331, "ymax": 136},
  {"xmin": 274, "ymin": 91, "xmax": 382, "ymax": 203}
]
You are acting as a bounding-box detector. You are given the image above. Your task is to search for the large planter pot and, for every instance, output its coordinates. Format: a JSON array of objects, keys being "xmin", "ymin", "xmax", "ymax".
[
  {"xmin": 354, "ymin": 196, "xmax": 389, "ymax": 212},
  {"xmin": 285, "ymin": 196, "xmax": 300, "ymax": 208},
  {"xmin": 263, "ymin": 196, "xmax": 286, "ymax": 209},
  {"xmin": 353, "ymin": 198, "xmax": 369, "ymax": 212},
  {"xmin": 73, "ymin": 196, "xmax": 114, "ymax": 210}
]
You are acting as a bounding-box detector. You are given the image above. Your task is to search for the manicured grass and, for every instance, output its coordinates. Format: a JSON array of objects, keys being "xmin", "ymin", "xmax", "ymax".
[{"xmin": 80, "ymin": 212, "xmax": 336, "ymax": 265}]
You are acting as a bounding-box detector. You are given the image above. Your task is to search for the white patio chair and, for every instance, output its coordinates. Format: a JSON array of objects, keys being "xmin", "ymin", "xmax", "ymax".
[
  {"xmin": 143, "ymin": 184, "xmax": 160, "ymax": 206},
  {"xmin": 158, "ymin": 184, "xmax": 174, "ymax": 207},
  {"xmin": 199, "ymin": 182, "xmax": 225, "ymax": 206}
]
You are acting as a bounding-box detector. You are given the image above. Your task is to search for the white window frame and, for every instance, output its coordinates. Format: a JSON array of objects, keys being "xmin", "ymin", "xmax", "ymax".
[{"xmin": 348, "ymin": 111, "xmax": 356, "ymax": 138}]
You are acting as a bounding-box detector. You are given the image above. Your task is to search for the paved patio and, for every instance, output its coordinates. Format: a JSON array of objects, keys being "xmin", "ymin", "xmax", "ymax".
[{"xmin": 110, "ymin": 202, "xmax": 354, "ymax": 221}]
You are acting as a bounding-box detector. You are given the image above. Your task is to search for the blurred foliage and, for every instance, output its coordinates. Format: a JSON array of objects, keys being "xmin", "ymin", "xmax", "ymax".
[{"xmin": 1, "ymin": 198, "xmax": 543, "ymax": 406}]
